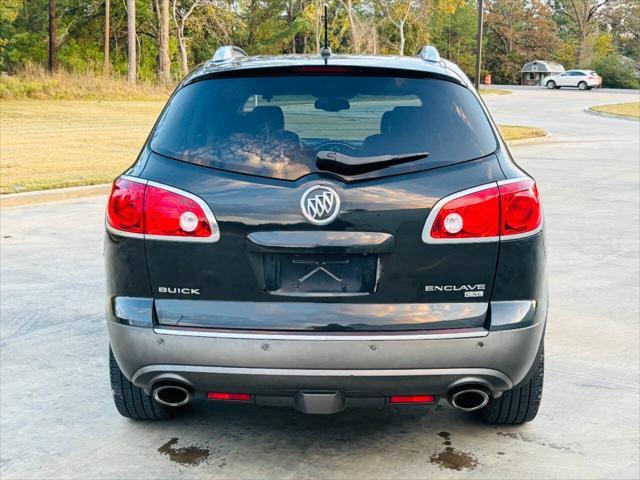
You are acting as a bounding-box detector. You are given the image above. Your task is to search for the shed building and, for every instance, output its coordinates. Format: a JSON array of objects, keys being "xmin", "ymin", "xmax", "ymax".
[{"xmin": 521, "ymin": 61, "xmax": 565, "ymax": 86}]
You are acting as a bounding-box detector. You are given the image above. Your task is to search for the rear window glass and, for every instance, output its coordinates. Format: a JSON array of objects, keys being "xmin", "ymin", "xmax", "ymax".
[{"xmin": 150, "ymin": 75, "xmax": 497, "ymax": 180}]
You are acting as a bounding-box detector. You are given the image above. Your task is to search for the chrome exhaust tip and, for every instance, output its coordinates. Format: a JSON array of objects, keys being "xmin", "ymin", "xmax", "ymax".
[
  {"xmin": 152, "ymin": 384, "xmax": 191, "ymax": 407},
  {"xmin": 448, "ymin": 387, "xmax": 490, "ymax": 412}
]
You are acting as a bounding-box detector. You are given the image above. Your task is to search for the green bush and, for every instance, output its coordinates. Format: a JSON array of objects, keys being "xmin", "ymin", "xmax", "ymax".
[{"xmin": 590, "ymin": 55, "xmax": 640, "ymax": 89}]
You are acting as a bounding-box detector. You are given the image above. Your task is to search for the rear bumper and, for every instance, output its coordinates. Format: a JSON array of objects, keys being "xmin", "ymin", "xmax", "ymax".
[{"xmin": 107, "ymin": 299, "xmax": 546, "ymax": 399}]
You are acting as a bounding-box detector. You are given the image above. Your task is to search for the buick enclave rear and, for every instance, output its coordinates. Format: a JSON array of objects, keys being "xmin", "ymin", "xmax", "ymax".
[{"xmin": 105, "ymin": 46, "xmax": 546, "ymax": 424}]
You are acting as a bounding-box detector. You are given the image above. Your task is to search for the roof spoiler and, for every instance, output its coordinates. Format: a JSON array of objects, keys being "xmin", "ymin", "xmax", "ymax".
[
  {"xmin": 212, "ymin": 45, "xmax": 248, "ymax": 63},
  {"xmin": 417, "ymin": 45, "xmax": 441, "ymax": 63}
]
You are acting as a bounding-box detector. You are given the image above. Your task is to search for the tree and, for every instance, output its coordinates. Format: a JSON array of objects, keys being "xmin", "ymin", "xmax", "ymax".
[
  {"xmin": 590, "ymin": 54, "xmax": 639, "ymax": 88},
  {"xmin": 172, "ymin": 0, "xmax": 206, "ymax": 75},
  {"xmin": 550, "ymin": 0, "xmax": 622, "ymax": 66},
  {"xmin": 302, "ymin": 0, "xmax": 325, "ymax": 53},
  {"xmin": 48, "ymin": 0, "xmax": 57, "ymax": 72},
  {"xmin": 381, "ymin": 0, "xmax": 419, "ymax": 55},
  {"xmin": 485, "ymin": 0, "xmax": 559, "ymax": 83},
  {"xmin": 430, "ymin": 0, "xmax": 476, "ymax": 73},
  {"xmin": 157, "ymin": 0, "xmax": 171, "ymax": 85},
  {"xmin": 127, "ymin": 0, "xmax": 136, "ymax": 83},
  {"xmin": 104, "ymin": 0, "xmax": 110, "ymax": 77},
  {"xmin": 0, "ymin": 0, "xmax": 22, "ymax": 23}
]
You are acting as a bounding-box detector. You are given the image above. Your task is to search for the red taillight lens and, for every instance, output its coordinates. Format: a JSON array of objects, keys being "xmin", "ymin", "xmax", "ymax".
[
  {"xmin": 207, "ymin": 392, "xmax": 251, "ymax": 402},
  {"xmin": 106, "ymin": 179, "xmax": 145, "ymax": 234},
  {"xmin": 424, "ymin": 179, "xmax": 542, "ymax": 242},
  {"xmin": 390, "ymin": 395, "xmax": 435, "ymax": 404},
  {"xmin": 106, "ymin": 177, "xmax": 219, "ymax": 241},
  {"xmin": 429, "ymin": 186, "xmax": 500, "ymax": 240},
  {"xmin": 145, "ymin": 184, "xmax": 212, "ymax": 238},
  {"xmin": 498, "ymin": 179, "xmax": 542, "ymax": 236}
]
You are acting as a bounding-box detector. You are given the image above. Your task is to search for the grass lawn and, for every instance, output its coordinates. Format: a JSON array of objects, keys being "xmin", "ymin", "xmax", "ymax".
[
  {"xmin": 498, "ymin": 125, "xmax": 547, "ymax": 142},
  {"xmin": 479, "ymin": 88, "xmax": 512, "ymax": 95},
  {"xmin": 1, "ymin": 100, "xmax": 545, "ymax": 194},
  {"xmin": 590, "ymin": 102, "xmax": 640, "ymax": 119}
]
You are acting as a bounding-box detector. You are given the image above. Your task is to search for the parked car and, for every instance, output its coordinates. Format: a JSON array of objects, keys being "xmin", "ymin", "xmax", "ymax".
[
  {"xmin": 544, "ymin": 69, "xmax": 602, "ymax": 90},
  {"xmin": 105, "ymin": 45, "xmax": 547, "ymax": 425}
]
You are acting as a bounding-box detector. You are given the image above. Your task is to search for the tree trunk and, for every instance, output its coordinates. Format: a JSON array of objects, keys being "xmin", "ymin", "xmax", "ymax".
[
  {"xmin": 48, "ymin": 0, "xmax": 57, "ymax": 73},
  {"xmin": 159, "ymin": 0, "xmax": 171, "ymax": 85},
  {"xmin": 289, "ymin": 1, "xmax": 296, "ymax": 53},
  {"xmin": 343, "ymin": 0, "xmax": 359, "ymax": 53},
  {"xmin": 127, "ymin": 0, "xmax": 136, "ymax": 83},
  {"xmin": 399, "ymin": 19, "xmax": 405, "ymax": 56},
  {"xmin": 178, "ymin": 28, "xmax": 188, "ymax": 76},
  {"xmin": 104, "ymin": 0, "xmax": 110, "ymax": 78}
]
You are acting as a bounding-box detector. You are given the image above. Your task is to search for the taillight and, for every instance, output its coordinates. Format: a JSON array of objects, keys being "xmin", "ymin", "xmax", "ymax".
[
  {"xmin": 425, "ymin": 185, "xmax": 500, "ymax": 242},
  {"xmin": 106, "ymin": 177, "xmax": 219, "ymax": 242},
  {"xmin": 106, "ymin": 179, "xmax": 145, "ymax": 234},
  {"xmin": 423, "ymin": 178, "xmax": 542, "ymax": 243},
  {"xmin": 145, "ymin": 184, "xmax": 212, "ymax": 238},
  {"xmin": 498, "ymin": 179, "xmax": 542, "ymax": 237}
]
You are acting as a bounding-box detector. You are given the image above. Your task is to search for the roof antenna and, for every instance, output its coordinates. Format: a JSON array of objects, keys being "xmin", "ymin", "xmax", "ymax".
[{"xmin": 320, "ymin": 4, "xmax": 331, "ymax": 61}]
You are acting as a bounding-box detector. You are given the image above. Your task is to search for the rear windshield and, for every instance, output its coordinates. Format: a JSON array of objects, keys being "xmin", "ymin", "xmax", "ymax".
[{"xmin": 150, "ymin": 75, "xmax": 497, "ymax": 180}]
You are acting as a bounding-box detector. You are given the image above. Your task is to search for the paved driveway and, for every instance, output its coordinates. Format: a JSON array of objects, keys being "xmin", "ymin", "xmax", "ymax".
[{"xmin": 1, "ymin": 88, "xmax": 639, "ymax": 479}]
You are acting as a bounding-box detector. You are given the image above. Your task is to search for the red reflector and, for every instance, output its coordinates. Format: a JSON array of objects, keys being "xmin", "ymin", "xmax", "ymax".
[
  {"xmin": 390, "ymin": 395, "xmax": 435, "ymax": 404},
  {"xmin": 207, "ymin": 392, "xmax": 251, "ymax": 402}
]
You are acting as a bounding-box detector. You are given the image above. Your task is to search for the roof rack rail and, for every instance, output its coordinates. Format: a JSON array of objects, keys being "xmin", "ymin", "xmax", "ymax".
[
  {"xmin": 418, "ymin": 45, "xmax": 441, "ymax": 63},
  {"xmin": 212, "ymin": 45, "xmax": 248, "ymax": 63}
]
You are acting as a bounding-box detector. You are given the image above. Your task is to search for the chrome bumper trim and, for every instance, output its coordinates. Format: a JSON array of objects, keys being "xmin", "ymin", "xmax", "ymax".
[{"xmin": 153, "ymin": 327, "xmax": 489, "ymax": 341}]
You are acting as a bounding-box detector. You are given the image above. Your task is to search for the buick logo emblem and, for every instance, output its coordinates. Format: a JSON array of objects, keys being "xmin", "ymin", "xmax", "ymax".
[{"xmin": 300, "ymin": 185, "xmax": 341, "ymax": 225}]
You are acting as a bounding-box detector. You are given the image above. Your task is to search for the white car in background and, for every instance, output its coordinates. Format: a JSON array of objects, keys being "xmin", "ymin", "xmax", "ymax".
[{"xmin": 544, "ymin": 70, "xmax": 602, "ymax": 90}]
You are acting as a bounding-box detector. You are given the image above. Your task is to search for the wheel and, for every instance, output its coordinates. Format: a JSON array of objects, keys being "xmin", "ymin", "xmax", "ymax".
[
  {"xmin": 480, "ymin": 343, "xmax": 544, "ymax": 425},
  {"xmin": 578, "ymin": 81, "xmax": 588, "ymax": 90},
  {"xmin": 109, "ymin": 347, "xmax": 172, "ymax": 420},
  {"xmin": 546, "ymin": 80, "xmax": 556, "ymax": 89}
]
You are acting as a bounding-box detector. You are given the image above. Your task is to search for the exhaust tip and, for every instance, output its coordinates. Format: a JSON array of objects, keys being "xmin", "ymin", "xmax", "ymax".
[
  {"xmin": 153, "ymin": 384, "xmax": 191, "ymax": 407},
  {"xmin": 449, "ymin": 388, "xmax": 490, "ymax": 412}
]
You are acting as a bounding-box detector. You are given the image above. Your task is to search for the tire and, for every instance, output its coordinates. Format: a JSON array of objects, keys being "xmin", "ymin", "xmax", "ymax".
[
  {"xmin": 578, "ymin": 81, "xmax": 587, "ymax": 90},
  {"xmin": 480, "ymin": 343, "xmax": 544, "ymax": 425},
  {"xmin": 109, "ymin": 348, "xmax": 172, "ymax": 420},
  {"xmin": 546, "ymin": 80, "xmax": 556, "ymax": 89}
]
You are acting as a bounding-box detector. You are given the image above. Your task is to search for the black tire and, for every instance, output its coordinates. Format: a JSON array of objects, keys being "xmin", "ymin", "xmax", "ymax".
[
  {"xmin": 578, "ymin": 81, "xmax": 588, "ymax": 90},
  {"xmin": 546, "ymin": 80, "xmax": 556, "ymax": 89},
  {"xmin": 109, "ymin": 348, "xmax": 172, "ymax": 420},
  {"xmin": 480, "ymin": 343, "xmax": 544, "ymax": 425}
]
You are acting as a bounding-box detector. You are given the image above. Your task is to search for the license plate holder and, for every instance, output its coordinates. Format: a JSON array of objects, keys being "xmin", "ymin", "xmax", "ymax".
[{"xmin": 263, "ymin": 253, "xmax": 378, "ymax": 295}]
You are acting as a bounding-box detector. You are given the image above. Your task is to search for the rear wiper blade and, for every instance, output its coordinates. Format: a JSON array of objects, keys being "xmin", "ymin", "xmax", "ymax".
[{"xmin": 316, "ymin": 151, "xmax": 429, "ymax": 175}]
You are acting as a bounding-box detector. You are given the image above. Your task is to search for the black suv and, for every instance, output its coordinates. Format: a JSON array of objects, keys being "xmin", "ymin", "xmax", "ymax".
[{"xmin": 105, "ymin": 46, "xmax": 546, "ymax": 424}]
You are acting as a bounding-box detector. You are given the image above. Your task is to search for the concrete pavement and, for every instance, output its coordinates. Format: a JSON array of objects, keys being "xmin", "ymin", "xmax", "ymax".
[{"xmin": 1, "ymin": 88, "xmax": 639, "ymax": 479}]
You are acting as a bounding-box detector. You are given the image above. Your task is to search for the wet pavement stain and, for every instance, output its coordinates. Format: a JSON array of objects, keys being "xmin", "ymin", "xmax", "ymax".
[
  {"xmin": 430, "ymin": 447, "xmax": 478, "ymax": 471},
  {"xmin": 158, "ymin": 438, "xmax": 210, "ymax": 467},
  {"xmin": 437, "ymin": 431, "xmax": 452, "ymax": 446},
  {"xmin": 497, "ymin": 432, "xmax": 583, "ymax": 455}
]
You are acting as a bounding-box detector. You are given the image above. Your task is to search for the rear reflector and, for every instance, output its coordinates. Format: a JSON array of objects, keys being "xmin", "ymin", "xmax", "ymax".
[
  {"xmin": 390, "ymin": 395, "xmax": 436, "ymax": 404},
  {"xmin": 207, "ymin": 392, "xmax": 251, "ymax": 402},
  {"xmin": 106, "ymin": 177, "xmax": 220, "ymax": 242},
  {"xmin": 423, "ymin": 178, "xmax": 542, "ymax": 243}
]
